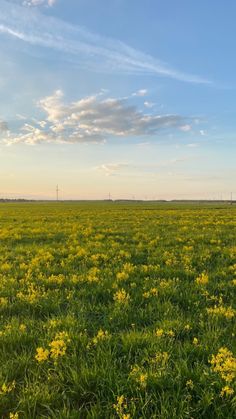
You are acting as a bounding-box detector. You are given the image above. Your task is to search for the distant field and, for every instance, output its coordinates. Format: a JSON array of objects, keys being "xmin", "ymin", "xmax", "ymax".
[{"xmin": 0, "ymin": 202, "xmax": 235, "ymax": 418}]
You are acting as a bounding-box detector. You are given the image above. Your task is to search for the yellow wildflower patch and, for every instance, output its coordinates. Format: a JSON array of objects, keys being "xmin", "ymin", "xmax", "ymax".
[
  {"xmin": 207, "ymin": 305, "xmax": 235, "ymax": 319},
  {"xmin": 113, "ymin": 289, "xmax": 130, "ymax": 304},
  {"xmin": 35, "ymin": 347, "xmax": 50, "ymax": 363},
  {"xmin": 92, "ymin": 329, "xmax": 110, "ymax": 345},
  {"xmin": 209, "ymin": 347, "xmax": 236, "ymax": 383},
  {"xmin": 0, "ymin": 380, "xmax": 16, "ymax": 395},
  {"xmin": 195, "ymin": 272, "xmax": 209, "ymax": 285}
]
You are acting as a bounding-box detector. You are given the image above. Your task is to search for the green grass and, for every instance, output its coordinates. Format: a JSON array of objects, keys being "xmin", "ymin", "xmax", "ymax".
[{"xmin": 0, "ymin": 202, "xmax": 235, "ymax": 418}]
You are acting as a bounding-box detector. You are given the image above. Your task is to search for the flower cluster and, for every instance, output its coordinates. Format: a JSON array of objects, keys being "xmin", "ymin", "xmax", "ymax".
[
  {"xmin": 155, "ymin": 328, "xmax": 175, "ymax": 338},
  {"xmin": 207, "ymin": 305, "xmax": 235, "ymax": 319},
  {"xmin": 35, "ymin": 347, "xmax": 50, "ymax": 362},
  {"xmin": 113, "ymin": 289, "xmax": 130, "ymax": 304},
  {"xmin": 143, "ymin": 287, "xmax": 158, "ymax": 298},
  {"xmin": 129, "ymin": 365, "xmax": 148, "ymax": 388},
  {"xmin": 220, "ymin": 386, "xmax": 234, "ymax": 397},
  {"xmin": 210, "ymin": 347, "xmax": 236, "ymax": 383},
  {"xmin": 0, "ymin": 380, "xmax": 16, "ymax": 395},
  {"xmin": 195, "ymin": 272, "xmax": 209, "ymax": 285},
  {"xmin": 113, "ymin": 395, "xmax": 130, "ymax": 419},
  {"xmin": 92, "ymin": 329, "xmax": 110, "ymax": 345},
  {"xmin": 210, "ymin": 347, "xmax": 236, "ymax": 396},
  {"xmin": 35, "ymin": 331, "xmax": 70, "ymax": 363}
]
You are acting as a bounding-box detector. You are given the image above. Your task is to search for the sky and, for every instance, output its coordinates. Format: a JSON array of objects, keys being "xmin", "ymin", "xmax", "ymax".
[{"xmin": 0, "ymin": 0, "xmax": 235, "ymax": 200}]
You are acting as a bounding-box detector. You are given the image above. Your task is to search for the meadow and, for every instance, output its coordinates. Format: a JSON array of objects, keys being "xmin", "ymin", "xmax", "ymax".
[{"xmin": 0, "ymin": 202, "xmax": 235, "ymax": 419}]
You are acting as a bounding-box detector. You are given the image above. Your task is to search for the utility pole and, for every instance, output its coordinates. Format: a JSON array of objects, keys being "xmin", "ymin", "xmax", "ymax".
[
  {"xmin": 230, "ymin": 192, "xmax": 233, "ymax": 205},
  {"xmin": 56, "ymin": 185, "xmax": 59, "ymax": 201}
]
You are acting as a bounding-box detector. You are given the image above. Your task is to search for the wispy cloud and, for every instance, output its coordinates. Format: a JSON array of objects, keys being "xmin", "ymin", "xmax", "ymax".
[
  {"xmin": 179, "ymin": 124, "xmax": 192, "ymax": 132},
  {"xmin": 0, "ymin": 0, "xmax": 211, "ymax": 84},
  {"xmin": 22, "ymin": 0, "xmax": 56, "ymax": 7},
  {"xmin": 94, "ymin": 156, "xmax": 197, "ymax": 178},
  {"xmin": 132, "ymin": 89, "xmax": 148, "ymax": 97},
  {"xmin": 95, "ymin": 163, "xmax": 128, "ymax": 176},
  {"xmin": 1, "ymin": 90, "xmax": 188, "ymax": 145},
  {"xmin": 144, "ymin": 101, "xmax": 155, "ymax": 108}
]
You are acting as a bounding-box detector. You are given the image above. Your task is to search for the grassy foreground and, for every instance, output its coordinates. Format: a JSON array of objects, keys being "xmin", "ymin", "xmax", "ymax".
[{"xmin": 0, "ymin": 202, "xmax": 235, "ymax": 418}]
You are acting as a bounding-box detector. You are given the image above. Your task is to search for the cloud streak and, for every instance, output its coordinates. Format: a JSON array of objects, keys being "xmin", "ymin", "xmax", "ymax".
[
  {"xmin": 95, "ymin": 163, "xmax": 128, "ymax": 177},
  {"xmin": 0, "ymin": 0, "xmax": 211, "ymax": 84},
  {"xmin": 23, "ymin": 0, "xmax": 56, "ymax": 7},
  {"xmin": 1, "ymin": 90, "xmax": 188, "ymax": 145}
]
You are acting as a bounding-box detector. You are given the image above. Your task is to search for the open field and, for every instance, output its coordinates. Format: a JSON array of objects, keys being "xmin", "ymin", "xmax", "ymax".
[{"xmin": 0, "ymin": 202, "xmax": 235, "ymax": 418}]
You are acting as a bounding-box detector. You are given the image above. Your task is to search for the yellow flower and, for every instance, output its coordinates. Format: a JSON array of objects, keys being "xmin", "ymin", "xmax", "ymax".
[
  {"xmin": 129, "ymin": 365, "xmax": 148, "ymax": 388},
  {"xmin": 116, "ymin": 271, "xmax": 129, "ymax": 281},
  {"xmin": 1, "ymin": 262, "xmax": 11, "ymax": 271},
  {"xmin": 155, "ymin": 328, "xmax": 164, "ymax": 337},
  {"xmin": 207, "ymin": 305, "xmax": 235, "ymax": 319},
  {"xmin": 139, "ymin": 373, "xmax": 148, "ymax": 388},
  {"xmin": 166, "ymin": 329, "xmax": 175, "ymax": 337},
  {"xmin": 210, "ymin": 347, "xmax": 236, "ymax": 383},
  {"xmin": 150, "ymin": 287, "xmax": 158, "ymax": 296},
  {"xmin": 35, "ymin": 347, "xmax": 49, "ymax": 362},
  {"xmin": 186, "ymin": 379, "xmax": 194, "ymax": 389},
  {"xmin": 0, "ymin": 297, "xmax": 8, "ymax": 307},
  {"xmin": 113, "ymin": 395, "xmax": 130, "ymax": 417},
  {"xmin": 113, "ymin": 289, "xmax": 130, "ymax": 304},
  {"xmin": 152, "ymin": 351, "xmax": 169, "ymax": 366},
  {"xmin": 0, "ymin": 380, "xmax": 16, "ymax": 395},
  {"xmin": 49, "ymin": 339, "xmax": 67, "ymax": 359},
  {"xmin": 184, "ymin": 324, "xmax": 191, "ymax": 331},
  {"xmin": 92, "ymin": 329, "xmax": 110, "ymax": 344},
  {"xmin": 220, "ymin": 386, "xmax": 234, "ymax": 397},
  {"xmin": 116, "ymin": 395, "xmax": 125, "ymax": 407},
  {"xmin": 87, "ymin": 267, "xmax": 100, "ymax": 283},
  {"xmin": 123, "ymin": 263, "xmax": 135, "ymax": 273},
  {"xmin": 9, "ymin": 413, "xmax": 19, "ymax": 419},
  {"xmin": 19, "ymin": 324, "xmax": 26, "ymax": 332},
  {"xmin": 193, "ymin": 337, "xmax": 199, "ymax": 346},
  {"xmin": 196, "ymin": 272, "xmax": 209, "ymax": 285},
  {"xmin": 55, "ymin": 331, "xmax": 71, "ymax": 343}
]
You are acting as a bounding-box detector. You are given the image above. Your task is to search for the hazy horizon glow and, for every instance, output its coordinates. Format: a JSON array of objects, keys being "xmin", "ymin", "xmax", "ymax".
[{"xmin": 0, "ymin": 0, "xmax": 235, "ymax": 200}]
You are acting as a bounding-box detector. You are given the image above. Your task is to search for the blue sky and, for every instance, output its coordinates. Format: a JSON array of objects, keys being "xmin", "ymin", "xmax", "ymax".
[{"xmin": 0, "ymin": 0, "xmax": 235, "ymax": 200}]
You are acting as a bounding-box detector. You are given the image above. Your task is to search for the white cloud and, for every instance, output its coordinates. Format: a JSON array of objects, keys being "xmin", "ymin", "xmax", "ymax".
[
  {"xmin": 144, "ymin": 101, "xmax": 155, "ymax": 108},
  {"xmin": 6, "ymin": 123, "xmax": 56, "ymax": 145},
  {"xmin": 200, "ymin": 129, "xmax": 206, "ymax": 136},
  {"xmin": 179, "ymin": 124, "xmax": 191, "ymax": 132},
  {"xmin": 2, "ymin": 90, "xmax": 188, "ymax": 145},
  {"xmin": 132, "ymin": 89, "xmax": 148, "ymax": 97},
  {"xmin": 95, "ymin": 163, "xmax": 127, "ymax": 176},
  {"xmin": 16, "ymin": 114, "xmax": 27, "ymax": 120},
  {"xmin": 137, "ymin": 141, "xmax": 150, "ymax": 147},
  {"xmin": 38, "ymin": 120, "xmax": 47, "ymax": 128},
  {"xmin": 38, "ymin": 89, "xmax": 66, "ymax": 123},
  {"xmin": 0, "ymin": 1, "xmax": 211, "ymax": 84},
  {"xmin": 23, "ymin": 0, "xmax": 56, "ymax": 7}
]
